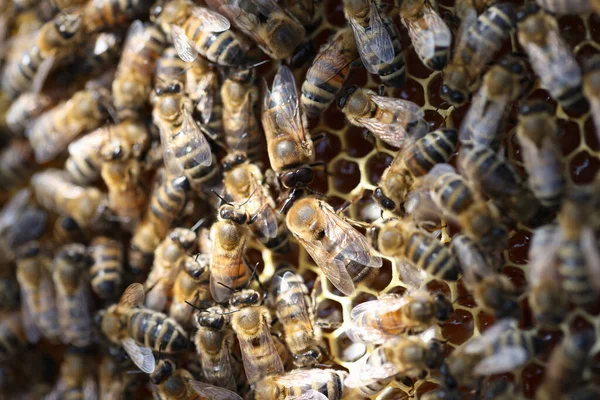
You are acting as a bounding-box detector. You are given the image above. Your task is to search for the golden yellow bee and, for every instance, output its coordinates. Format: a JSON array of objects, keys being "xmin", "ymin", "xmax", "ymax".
[
  {"xmin": 82, "ymin": 0, "xmax": 152, "ymax": 33},
  {"xmin": 129, "ymin": 219, "xmax": 162, "ymax": 276},
  {"xmin": 89, "ymin": 236, "xmax": 124, "ymax": 302},
  {"xmin": 185, "ymin": 58, "xmax": 223, "ymax": 140},
  {"xmin": 146, "ymin": 168, "xmax": 190, "ymax": 239},
  {"xmin": 170, "ymin": 254, "xmax": 211, "ymax": 328},
  {"xmin": 254, "ymin": 368, "xmax": 347, "ymax": 400},
  {"xmin": 156, "ymin": 46, "xmax": 187, "ymax": 85}
]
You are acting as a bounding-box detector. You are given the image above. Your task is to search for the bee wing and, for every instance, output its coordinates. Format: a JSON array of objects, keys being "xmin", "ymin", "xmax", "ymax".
[
  {"xmin": 182, "ymin": 107, "xmax": 213, "ymax": 167},
  {"xmin": 192, "ymin": 73, "xmax": 216, "ymax": 125},
  {"xmin": 348, "ymin": 18, "xmax": 379, "ymax": 74},
  {"xmin": 451, "ymin": 235, "xmax": 493, "ymax": 285},
  {"xmin": 308, "ymin": 34, "xmax": 358, "ymax": 86},
  {"xmin": 122, "ymin": 338, "xmax": 155, "ymax": 373},
  {"xmin": 57, "ymin": 282, "xmax": 93, "ymax": 346},
  {"xmin": 406, "ymin": 8, "xmax": 451, "ymax": 65},
  {"xmin": 350, "ymin": 295, "xmax": 407, "ymax": 321},
  {"xmin": 31, "ymin": 55, "xmax": 55, "ymax": 94},
  {"xmin": 344, "ymin": 355, "xmax": 397, "ymax": 388},
  {"xmin": 463, "ymin": 318, "xmax": 515, "ymax": 354},
  {"xmin": 252, "ymin": 203, "xmax": 278, "ymax": 240},
  {"xmin": 345, "ymin": 324, "xmax": 388, "ymax": 344},
  {"xmin": 188, "ymin": 380, "xmax": 243, "ymax": 400},
  {"xmin": 461, "ymin": 87, "xmax": 509, "ymax": 145},
  {"xmin": 20, "ymin": 291, "xmax": 41, "ymax": 343},
  {"xmin": 118, "ymin": 283, "xmax": 145, "ymax": 309},
  {"xmin": 157, "ymin": 120, "xmax": 184, "ymax": 177},
  {"xmin": 219, "ymin": 3, "xmax": 268, "ymax": 50},
  {"xmin": 473, "ymin": 346, "xmax": 529, "ymax": 376},
  {"xmin": 275, "ymin": 369, "xmax": 341, "ymax": 387},
  {"xmin": 171, "ymin": 24, "xmax": 198, "ymax": 63},
  {"xmin": 238, "ymin": 317, "xmax": 284, "ymax": 384},
  {"xmin": 528, "ymin": 225, "xmax": 561, "ymax": 284},
  {"xmin": 277, "ymin": 271, "xmax": 313, "ymax": 323},
  {"xmin": 397, "ymin": 259, "xmax": 426, "ymax": 290},
  {"xmin": 124, "ymin": 20, "xmax": 147, "ymax": 54},
  {"xmin": 368, "ymin": 1, "xmax": 395, "ymax": 63},
  {"xmin": 270, "ymin": 66, "xmax": 308, "ymax": 140},
  {"xmin": 191, "ymin": 7, "xmax": 231, "ymax": 32},
  {"xmin": 357, "ymin": 95, "xmax": 424, "ymax": 148},
  {"xmin": 581, "ymin": 226, "xmax": 600, "ymax": 291},
  {"xmin": 285, "ymin": 390, "xmax": 328, "ymax": 400}
]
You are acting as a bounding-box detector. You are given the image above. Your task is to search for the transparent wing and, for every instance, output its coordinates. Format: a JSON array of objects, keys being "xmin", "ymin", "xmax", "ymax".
[
  {"xmin": 463, "ymin": 318, "xmax": 515, "ymax": 354},
  {"xmin": 344, "ymin": 355, "xmax": 397, "ymax": 388},
  {"xmin": 252, "ymin": 203, "xmax": 278, "ymax": 240},
  {"xmin": 461, "ymin": 87, "xmax": 508, "ymax": 146},
  {"xmin": 350, "ymin": 294, "xmax": 406, "ymax": 321},
  {"xmin": 124, "ymin": 20, "xmax": 146, "ymax": 54},
  {"xmin": 122, "ymin": 338, "xmax": 155, "ymax": 373},
  {"xmin": 157, "ymin": 120, "xmax": 184, "ymax": 177},
  {"xmin": 528, "ymin": 225, "xmax": 561, "ymax": 284},
  {"xmin": 278, "ymin": 271, "xmax": 313, "ymax": 326},
  {"xmin": 274, "ymin": 368, "xmax": 341, "ymax": 387},
  {"xmin": 188, "ymin": 380, "xmax": 243, "ymax": 400},
  {"xmin": 201, "ymin": 347, "xmax": 235, "ymax": 391},
  {"xmin": 345, "ymin": 324, "xmax": 388, "ymax": 344},
  {"xmin": 171, "ymin": 24, "xmax": 198, "ymax": 63},
  {"xmin": 285, "ymin": 390, "xmax": 328, "ymax": 400},
  {"xmin": 368, "ymin": 1, "xmax": 395, "ymax": 63},
  {"xmin": 31, "ymin": 55, "xmax": 55, "ymax": 94},
  {"xmin": 349, "ymin": 17, "xmax": 379, "ymax": 74},
  {"xmin": 220, "ymin": 4, "xmax": 267, "ymax": 49},
  {"xmin": 407, "ymin": 7, "xmax": 451, "ymax": 65},
  {"xmin": 191, "ymin": 6, "xmax": 231, "ymax": 32},
  {"xmin": 238, "ymin": 317, "xmax": 284, "ymax": 384},
  {"xmin": 397, "ymin": 259, "xmax": 426, "ymax": 290},
  {"xmin": 270, "ymin": 66, "xmax": 308, "ymax": 142},
  {"xmin": 451, "ymin": 235, "xmax": 493, "ymax": 285},
  {"xmin": 308, "ymin": 32, "xmax": 358, "ymax": 85},
  {"xmin": 182, "ymin": 107, "xmax": 213, "ymax": 167},
  {"xmin": 118, "ymin": 283, "xmax": 145, "ymax": 308},
  {"xmin": 581, "ymin": 226, "xmax": 600, "ymax": 291},
  {"xmin": 21, "ymin": 291, "xmax": 41, "ymax": 343},
  {"xmin": 192, "ymin": 73, "xmax": 216, "ymax": 125},
  {"xmin": 473, "ymin": 346, "xmax": 528, "ymax": 375}
]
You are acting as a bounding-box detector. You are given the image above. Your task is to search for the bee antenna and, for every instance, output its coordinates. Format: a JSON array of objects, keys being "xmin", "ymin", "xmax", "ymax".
[
  {"xmin": 178, "ymin": 66, "xmax": 192, "ymax": 76},
  {"xmin": 245, "ymin": 59, "xmax": 271, "ymax": 69},
  {"xmin": 245, "ymin": 261, "xmax": 262, "ymax": 290},
  {"xmin": 184, "ymin": 301, "xmax": 204, "ymax": 311},
  {"xmin": 126, "ymin": 370, "xmax": 146, "ymax": 375},
  {"xmin": 190, "ymin": 218, "xmax": 206, "ymax": 232},
  {"xmin": 232, "ymin": 132, "xmax": 249, "ymax": 152},
  {"xmin": 218, "ymin": 281, "xmax": 235, "ymax": 292},
  {"xmin": 240, "ymin": 187, "xmax": 259, "ymax": 207},
  {"xmin": 211, "ymin": 190, "xmax": 232, "ymax": 206}
]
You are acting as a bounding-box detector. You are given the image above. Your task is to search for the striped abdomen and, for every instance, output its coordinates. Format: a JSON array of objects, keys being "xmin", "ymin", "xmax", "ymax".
[
  {"xmin": 211, "ymin": 222, "xmax": 251, "ymax": 295},
  {"xmin": 156, "ymin": 47, "xmax": 187, "ymax": 84},
  {"xmin": 2, "ymin": 46, "xmax": 45, "ymax": 99},
  {"xmin": 405, "ymin": 128, "xmax": 458, "ymax": 177},
  {"xmin": 127, "ymin": 309, "xmax": 189, "ymax": 352},
  {"xmin": 370, "ymin": 18, "xmax": 406, "ymax": 88},
  {"xmin": 148, "ymin": 174, "xmax": 189, "ymax": 238},
  {"xmin": 183, "ymin": 17, "xmax": 245, "ymax": 67},
  {"xmin": 286, "ymin": 371, "xmax": 345, "ymax": 400},
  {"xmin": 489, "ymin": 330, "xmax": 542, "ymax": 359},
  {"xmin": 82, "ymin": 0, "xmax": 151, "ymax": 32},
  {"xmin": 90, "ymin": 237, "xmax": 123, "ymax": 301},
  {"xmin": 558, "ymin": 238, "xmax": 598, "ymax": 307},
  {"xmin": 432, "ymin": 173, "xmax": 475, "ymax": 216},
  {"xmin": 523, "ymin": 139, "xmax": 566, "ymax": 209},
  {"xmin": 129, "ymin": 221, "xmax": 161, "ymax": 275},
  {"xmin": 405, "ymin": 232, "xmax": 460, "ymax": 280}
]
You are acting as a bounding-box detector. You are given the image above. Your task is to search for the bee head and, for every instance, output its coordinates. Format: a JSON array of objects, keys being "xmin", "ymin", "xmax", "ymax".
[
  {"xmin": 219, "ymin": 204, "xmax": 248, "ymax": 225},
  {"xmin": 337, "ymin": 85, "xmax": 358, "ymax": 110},
  {"xmin": 150, "ymin": 359, "xmax": 175, "ymax": 385},
  {"xmin": 222, "ymin": 151, "xmax": 248, "ymax": 171},
  {"xmin": 280, "ymin": 167, "xmax": 314, "ymax": 189},
  {"xmin": 440, "ymin": 84, "xmax": 467, "ymax": 106},
  {"xmin": 434, "ymin": 293, "xmax": 453, "ymax": 321},
  {"xmin": 373, "ymin": 187, "xmax": 396, "ymax": 211},
  {"xmin": 54, "ymin": 13, "xmax": 82, "ymax": 40},
  {"xmin": 196, "ymin": 310, "xmax": 225, "ymax": 330},
  {"xmin": 230, "ymin": 290, "xmax": 261, "ymax": 308},
  {"xmin": 425, "ymin": 341, "xmax": 445, "ymax": 369}
]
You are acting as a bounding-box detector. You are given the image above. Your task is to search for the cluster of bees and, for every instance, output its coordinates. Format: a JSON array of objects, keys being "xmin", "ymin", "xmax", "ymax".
[{"xmin": 0, "ymin": 0, "xmax": 599, "ymax": 398}]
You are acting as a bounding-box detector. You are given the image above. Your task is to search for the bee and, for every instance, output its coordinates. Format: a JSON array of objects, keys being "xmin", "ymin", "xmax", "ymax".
[
  {"xmin": 1, "ymin": 12, "xmax": 84, "ymax": 100},
  {"xmin": 263, "ymin": 65, "xmax": 316, "ymax": 190},
  {"xmin": 516, "ymin": 101, "xmax": 566, "ymax": 210},
  {"xmin": 0, "ymin": 139, "xmax": 36, "ymax": 192},
  {"xmin": 423, "ymin": 164, "xmax": 507, "ymax": 252},
  {"xmin": 152, "ymin": 80, "xmax": 219, "ymax": 194},
  {"xmin": 458, "ymin": 143, "xmax": 541, "ymax": 225},
  {"xmin": 53, "ymin": 244, "xmax": 93, "ymax": 347},
  {"xmin": 209, "ymin": 205, "xmax": 253, "ymax": 303},
  {"xmin": 170, "ymin": 254, "xmax": 211, "ymax": 328},
  {"xmin": 154, "ymin": 365, "xmax": 243, "ymax": 400},
  {"xmin": 15, "ymin": 241, "xmax": 60, "ymax": 343},
  {"xmin": 338, "ymin": 86, "xmax": 428, "ymax": 149},
  {"xmin": 222, "ymin": 151, "xmax": 289, "ymax": 253},
  {"xmin": 285, "ymin": 195, "xmax": 382, "ymax": 296},
  {"xmin": 5, "ymin": 92, "xmax": 53, "ymax": 136},
  {"xmin": 89, "ymin": 236, "xmax": 124, "ymax": 302},
  {"xmin": 528, "ymin": 224, "xmax": 568, "ymax": 326},
  {"xmin": 368, "ymin": 218, "xmax": 460, "ymax": 286},
  {"xmin": 82, "ymin": 0, "xmax": 152, "ymax": 33},
  {"xmin": 51, "ymin": 348, "xmax": 97, "ymax": 400},
  {"xmin": 300, "ymin": 27, "xmax": 359, "ymax": 118},
  {"xmin": 113, "ymin": 20, "xmax": 167, "ymax": 120},
  {"xmin": 441, "ymin": 2, "xmax": 516, "ymax": 106},
  {"xmin": 0, "ymin": 312, "xmax": 29, "ymax": 362},
  {"xmin": 400, "ymin": 0, "xmax": 452, "ymax": 70},
  {"xmin": 582, "ymin": 55, "xmax": 600, "ymax": 144},
  {"xmin": 346, "ymin": 291, "xmax": 453, "ymax": 343},
  {"xmin": 284, "ymin": 0, "xmax": 321, "ymax": 31},
  {"xmin": 184, "ymin": 58, "xmax": 223, "ymax": 139},
  {"xmin": 535, "ymin": 0, "xmax": 594, "ymax": 16},
  {"xmin": 193, "ymin": 305, "xmax": 237, "ymax": 391},
  {"xmin": 146, "ymin": 169, "xmax": 190, "ymax": 239},
  {"xmin": 451, "ymin": 234, "xmax": 519, "ymax": 319},
  {"xmin": 345, "ymin": 329, "xmax": 444, "ymax": 392},
  {"xmin": 442, "ymin": 319, "xmax": 543, "ymax": 388},
  {"xmin": 374, "ymin": 128, "xmax": 459, "ymax": 213},
  {"xmin": 27, "ymin": 87, "xmax": 111, "ymax": 164},
  {"xmin": 98, "ymin": 283, "xmax": 190, "ymax": 373},
  {"xmin": 150, "ymin": 0, "xmax": 247, "ymax": 67},
  {"xmin": 459, "ymin": 53, "xmax": 533, "ymax": 149},
  {"xmin": 517, "ymin": 4, "xmax": 588, "ymax": 113},
  {"xmin": 253, "ymin": 368, "xmax": 347, "ymax": 400},
  {"xmin": 229, "ymin": 289, "xmax": 285, "ymax": 385},
  {"xmin": 269, "ymin": 268, "xmax": 326, "ymax": 368},
  {"xmin": 343, "ymin": 0, "xmax": 406, "ymax": 87},
  {"xmin": 144, "ymin": 228, "xmax": 197, "ymax": 312},
  {"xmin": 129, "ymin": 220, "xmax": 162, "ymax": 276},
  {"xmin": 156, "ymin": 46, "xmax": 187, "ymax": 85},
  {"xmin": 99, "ymin": 350, "xmax": 137, "ymax": 400},
  {"xmin": 205, "ymin": 0, "xmax": 305, "ymax": 60}
]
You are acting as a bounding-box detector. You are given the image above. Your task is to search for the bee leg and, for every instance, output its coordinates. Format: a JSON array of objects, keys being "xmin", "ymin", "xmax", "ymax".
[
  {"xmin": 336, "ymin": 188, "xmax": 366, "ymax": 216},
  {"xmin": 378, "ymin": 84, "xmax": 386, "ymax": 96}
]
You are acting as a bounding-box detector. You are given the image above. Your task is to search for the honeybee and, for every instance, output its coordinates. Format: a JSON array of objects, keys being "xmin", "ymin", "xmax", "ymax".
[
  {"xmin": 27, "ymin": 87, "xmax": 111, "ymax": 164},
  {"xmin": 537, "ymin": 332, "xmax": 595, "ymax": 400},
  {"xmin": 15, "ymin": 241, "xmax": 60, "ymax": 342},
  {"xmin": 129, "ymin": 220, "xmax": 162, "ymax": 275},
  {"xmin": 338, "ymin": 86, "xmax": 428, "ymax": 149},
  {"xmin": 50, "ymin": 348, "xmax": 97, "ymax": 400},
  {"xmin": 221, "ymin": 71, "xmax": 263, "ymax": 161},
  {"xmin": 98, "ymin": 283, "xmax": 190, "ymax": 373},
  {"xmin": 146, "ymin": 168, "xmax": 190, "ymax": 239},
  {"xmin": 170, "ymin": 254, "xmax": 211, "ymax": 328},
  {"xmin": 284, "ymin": 0, "xmax": 320, "ymax": 31},
  {"xmin": 516, "ymin": 101, "xmax": 566, "ymax": 210},
  {"xmin": 368, "ymin": 218, "xmax": 460, "ymax": 287},
  {"xmin": 300, "ymin": 27, "xmax": 359, "ymax": 118},
  {"xmin": 582, "ymin": 55, "xmax": 600, "ymax": 144},
  {"xmin": 263, "ymin": 65, "xmax": 316, "ymax": 190},
  {"xmin": 184, "ymin": 58, "xmax": 223, "ymax": 139},
  {"xmin": 230, "ymin": 289, "xmax": 285, "ymax": 385},
  {"xmin": 53, "ymin": 244, "xmax": 93, "ymax": 347},
  {"xmin": 442, "ymin": 319, "xmax": 543, "ymax": 387},
  {"xmin": 270, "ymin": 268, "xmax": 326, "ymax": 368},
  {"xmin": 441, "ymin": 2, "xmax": 516, "ymax": 105},
  {"xmin": 286, "ymin": 195, "xmax": 382, "ymax": 296},
  {"xmin": 89, "ymin": 236, "xmax": 124, "ymax": 302},
  {"xmin": 144, "ymin": 228, "xmax": 197, "ymax": 312},
  {"xmin": 5, "ymin": 92, "xmax": 53, "ymax": 136},
  {"xmin": 535, "ymin": 0, "xmax": 594, "ymax": 17},
  {"xmin": 205, "ymin": 0, "xmax": 305, "ymax": 60},
  {"xmin": 423, "ymin": 164, "xmax": 507, "ymax": 252},
  {"xmin": 156, "ymin": 46, "xmax": 187, "ymax": 85},
  {"xmin": 452, "ymin": 234, "xmax": 519, "ymax": 319},
  {"xmin": 400, "ymin": 0, "xmax": 452, "ymax": 70},
  {"xmin": 150, "ymin": 0, "xmax": 247, "ymax": 67},
  {"xmin": 193, "ymin": 305, "xmax": 237, "ymax": 391},
  {"xmin": 459, "ymin": 53, "xmax": 533, "ymax": 149},
  {"xmin": 517, "ymin": 4, "xmax": 587, "ymax": 113},
  {"xmin": 1, "ymin": 12, "xmax": 84, "ymax": 99},
  {"xmin": 458, "ymin": 143, "xmax": 541, "ymax": 225},
  {"xmin": 0, "ymin": 139, "xmax": 36, "ymax": 192},
  {"xmin": 222, "ymin": 151, "xmax": 288, "ymax": 253},
  {"xmin": 528, "ymin": 224, "xmax": 568, "ymax": 326},
  {"xmin": 209, "ymin": 205, "xmax": 252, "ymax": 303},
  {"xmin": 346, "ymin": 291, "xmax": 453, "ymax": 344},
  {"xmin": 344, "ymin": 0, "xmax": 405, "ymax": 87},
  {"xmin": 374, "ymin": 128, "xmax": 458, "ymax": 213},
  {"xmin": 254, "ymin": 368, "xmax": 348, "ymax": 400},
  {"xmin": 152, "ymin": 80, "xmax": 218, "ymax": 194},
  {"xmin": 0, "ymin": 312, "xmax": 28, "ymax": 362},
  {"xmin": 154, "ymin": 366, "xmax": 243, "ymax": 400},
  {"xmin": 113, "ymin": 20, "xmax": 166, "ymax": 120},
  {"xmin": 345, "ymin": 328, "xmax": 444, "ymax": 391},
  {"xmin": 82, "ymin": 0, "xmax": 152, "ymax": 32}
]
